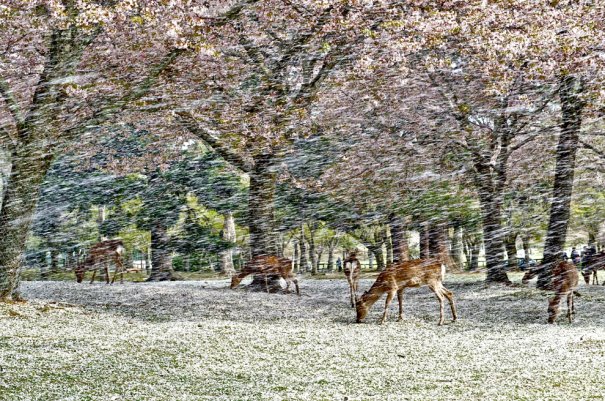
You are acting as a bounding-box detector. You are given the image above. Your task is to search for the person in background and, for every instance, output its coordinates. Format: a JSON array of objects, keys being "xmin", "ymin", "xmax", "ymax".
[
  {"xmin": 336, "ymin": 257, "xmax": 342, "ymax": 272},
  {"xmin": 571, "ymin": 247, "xmax": 580, "ymax": 265}
]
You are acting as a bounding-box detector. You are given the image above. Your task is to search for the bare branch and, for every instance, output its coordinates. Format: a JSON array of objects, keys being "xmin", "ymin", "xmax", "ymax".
[{"xmin": 175, "ymin": 111, "xmax": 253, "ymax": 173}]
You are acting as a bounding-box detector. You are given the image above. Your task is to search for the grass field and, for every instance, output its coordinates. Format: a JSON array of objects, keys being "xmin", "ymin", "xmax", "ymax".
[{"xmin": 2, "ymin": 272, "xmax": 605, "ymax": 400}]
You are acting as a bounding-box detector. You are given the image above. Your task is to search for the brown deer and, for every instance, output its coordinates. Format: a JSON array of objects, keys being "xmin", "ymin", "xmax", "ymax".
[
  {"xmin": 75, "ymin": 239, "xmax": 126, "ymax": 284},
  {"xmin": 356, "ymin": 258, "xmax": 457, "ymax": 325},
  {"xmin": 522, "ymin": 261, "xmax": 579, "ymax": 323},
  {"xmin": 343, "ymin": 251, "xmax": 361, "ymax": 308},
  {"xmin": 230, "ymin": 255, "xmax": 300, "ymax": 295}
]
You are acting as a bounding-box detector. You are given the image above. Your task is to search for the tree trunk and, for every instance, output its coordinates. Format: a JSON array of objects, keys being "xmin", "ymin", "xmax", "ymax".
[
  {"xmin": 386, "ymin": 226, "xmax": 394, "ymax": 265},
  {"xmin": 450, "ymin": 224, "xmax": 464, "ymax": 270},
  {"xmin": 522, "ymin": 235, "xmax": 531, "ymax": 265},
  {"xmin": 327, "ymin": 245, "xmax": 335, "ymax": 272},
  {"xmin": 539, "ymin": 75, "xmax": 584, "ymax": 289},
  {"xmin": 147, "ymin": 223, "xmax": 174, "ymax": 281},
  {"xmin": 420, "ymin": 223, "xmax": 430, "ymax": 259},
  {"xmin": 219, "ymin": 211, "xmax": 236, "ymax": 275},
  {"xmin": 309, "ymin": 241, "xmax": 317, "ymax": 275},
  {"xmin": 504, "ymin": 233, "xmax": 518, "ymax": 271},
  {"xmin": 470, "ymin": 241, "xmax": 481, "ymax": 271},
  {"xmin": 476, "ymin": 184, "xmax": 510, "ymax": 284},
  {"xmin": 300, "ymin": 230, "xmax": 309, "ymax": 273},
  {"xmin": 369, "ymin": 245, "xmax": 385, "ymax": 271},
  {"xmin": 389, "ymin": 215, "xmax": 409, "ymax": 263},
  {"xmin": 293, "ymin": 239, "xmax": 300, "ymax": 273},
  {"xmin": 0, "ymin": 145, "xmax": 54, "ymax": 300},
  {"xmin": 50, "ymin": 249, "xmax": 59, "ymax": 274},
  {"xmin": 248, "ymin": 156, "xmax": 277, "ymax": 258},
  {"xmin": 428, "ymin": 223, "xmax": 455, "ymax": 268},
  {"xmin": 247, "ymin": 156, "xmax": 281, "ymax": 291}
]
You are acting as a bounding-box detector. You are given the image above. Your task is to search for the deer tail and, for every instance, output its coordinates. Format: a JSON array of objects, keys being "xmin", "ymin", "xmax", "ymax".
[{"xmin": 441, "ymin": 263, "xmax": 446, "ymax": 281}]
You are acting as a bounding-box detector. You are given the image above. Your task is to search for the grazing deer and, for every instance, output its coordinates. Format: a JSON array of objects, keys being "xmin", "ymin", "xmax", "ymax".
[
  {"xmin": 343, "ymin": 251, "xmax": 361, "ymax": 308},
  {"xmin": 75, "ymin": 239, "xmax": 126, "ymax": 284},
  {"xmin": 230, "ymin": 255, "xmax": 300, "ymax": 295},
  {"xmin": 356, "ymin": 258, "xmax": 457, "ymax": 325},
  {"xmin": 522, "ymin": 261, "xmax": 579, "ymax": 324}
]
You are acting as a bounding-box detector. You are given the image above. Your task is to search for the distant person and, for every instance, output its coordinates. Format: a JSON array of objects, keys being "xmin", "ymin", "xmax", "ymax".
[
  {"xmin": 571, "ymin": 247, "xmax": 580, "ymax": 265},
  {"xmin": 562, "ymin": 251, "xmax": 569, "ymax": 261},
  {"xmin": 336, "ymin": 257, "xmax": 342, "ymax": 272}
]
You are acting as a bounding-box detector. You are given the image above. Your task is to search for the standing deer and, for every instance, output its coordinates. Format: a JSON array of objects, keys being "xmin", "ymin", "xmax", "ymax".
[
  {"xmin": 356, "ymin": 258, "xmax": 457, "ymax": 325},
  {"xmin": 522, "ymin": 261, "xmax": 579, "ymax": 323},
  {"xmin": 343, "ymin": 251, "xmax": 361, "ymax": 307},
  {"xmin": 230, "ymin": 255, "xmax": 300, "ymax": 295},
  {"xmin": 75, "ymin": 239, "xmax": 126, "ymax": 284}
]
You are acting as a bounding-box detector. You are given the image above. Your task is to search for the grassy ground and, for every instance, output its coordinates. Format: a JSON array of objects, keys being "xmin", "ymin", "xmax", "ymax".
[{"xmin": 2, "ymin": 272, "xmax": 605, "ymax": 400}]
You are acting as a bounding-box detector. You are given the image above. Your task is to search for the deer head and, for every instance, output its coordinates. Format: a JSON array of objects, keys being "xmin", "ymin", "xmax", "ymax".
[{"xmin": 355, "ymin": 293, "xmax": 369, "ymax": 323}]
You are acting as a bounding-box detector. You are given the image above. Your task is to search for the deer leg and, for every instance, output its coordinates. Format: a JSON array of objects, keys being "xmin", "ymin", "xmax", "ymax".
[
  {"xmin": 595, "ymin": 271, "xmax": 599, "ymax": 285},
  {"xmin": 89, "ymin": 268, "xmax": 97, "ymax": 284},
  {"xmin": 117, "ymin": 256, "xmax": 124, "ymax": 284},
  {"xmin": 440, "ymin": 285, "xmax": 457, "ymax": 322},
  {"xmin": 429, "ymin": 283, "xmax": 445, "ymax": 326},
  {"xmin": 347, "ymin": 278, "xmax": 355, "ymax": 307},
  {"xmin": 548, "ymin": 293, "xmax": 562, "ymax": 324},
  {"xmin": 380, "ymin": 290, "xmax": 396, "ymax": 325},
  {"xmin": 293, "ymin": 278, "xmax": 300, "ymax": 296},
  {"xmin": 397, "ymin": 288, "xmax": 405, "ymax": 321},
  {"xmin": 264, "ymin": 274, "xmax": 270, "ymax": 293}
]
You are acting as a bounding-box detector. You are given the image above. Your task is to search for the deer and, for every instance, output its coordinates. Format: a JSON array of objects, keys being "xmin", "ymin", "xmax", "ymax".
[
  {"xmin": 522, "ymin": 260, "xmax": 579, "ymax": 324},
  {"xmin": 230, "ymin": 255, "xmax": 300, "ymax": 295},
  {"xmin": 343, "ymin": 251, "xmax": 361, "ymax": 308},
  {"xmin": 75, "ymin": 239, "xmax": 126, "ymax": 284},
  {"xmin": 355, "ymin": 258, "xmax": 457, "ymax": 325}
]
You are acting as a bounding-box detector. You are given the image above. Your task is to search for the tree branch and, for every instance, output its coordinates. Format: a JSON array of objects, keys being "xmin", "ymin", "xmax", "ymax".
[{"xmin": 175, "ymin": 111, "xmax": 253, "ymax": 173}]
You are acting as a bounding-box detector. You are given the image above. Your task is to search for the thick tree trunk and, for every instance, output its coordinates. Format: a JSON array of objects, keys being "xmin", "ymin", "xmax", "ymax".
[
  {"xmin": 504, "ymin": 233, "xmax": 518, "ymax": 271},
  {"xmin": 539, "ymin": 75, "xmax": 584, "ymax": 289},
  {"xmin": 247, "ymin": 156, "xmax": 281, "ymax": 291},
  {"xmin": 428, "ymin": 223, "xmax": 455, "ymax": 268},
  {"xmin": 389, "ymin": 215, "xmax": 409, "ymax": 263},
  {"xmin": 0, "ymin": 145, "xmax": 53, "ymax": 300},
  {"xmin": 219, "ymin": 211, "xmax": 236, "ymax": 275},
  {"xmin": 248, "ymin": 156, "xmax": 277, "ymax": 258},
  {"xmin": 147, "ymin": 223, "xmax": 174, "ymax": 281},
  {"xmin": 477, "ymin": 185, "xmax": 510, "ymax": 284}
]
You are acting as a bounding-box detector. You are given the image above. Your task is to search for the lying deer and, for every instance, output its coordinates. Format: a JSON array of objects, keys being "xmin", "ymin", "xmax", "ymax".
[
  {"xmin": 343, "ymin": 252, "xmax": 361, "ymax": 307},
  {"xmin": 75, "ymin": 239, "xmax": 126, "ymax": 284},
  {"xmin": 230, "ymin": 255, "xmax": 300, "ymax": 295},
  {"xmin": 522, "ymin": 261, "xmax": 579, "ymax": 323},
  {"xmin": 356, "ymin": 258, "xmax": 457, "ymax": 325}
]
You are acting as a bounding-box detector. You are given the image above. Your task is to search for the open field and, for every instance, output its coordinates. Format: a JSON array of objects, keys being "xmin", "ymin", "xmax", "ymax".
[{"xmin": 2, "ymin": 273, "xmax": 605, "ymax": 400}]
